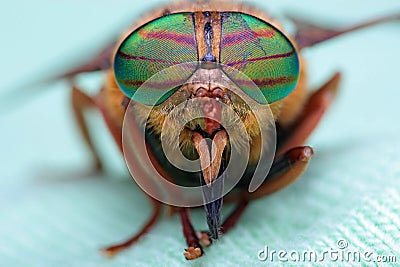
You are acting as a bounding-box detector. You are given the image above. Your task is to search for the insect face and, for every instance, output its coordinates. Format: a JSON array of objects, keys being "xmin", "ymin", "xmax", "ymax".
[{"xmin": 113, "ymin": 9, "xmax": 301, "ymax": 238}]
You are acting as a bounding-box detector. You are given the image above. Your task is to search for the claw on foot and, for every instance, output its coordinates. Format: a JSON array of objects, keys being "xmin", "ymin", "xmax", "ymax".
[
  {"xmin": 184, "ymin": 247, "xmax": 203, "ymax": 260},
  {"xmin": 100, "ymin": 247, "xmax": 118, "ymax": 258},
  {"xmin": 197, "ymin": 231, "xmax": 212, "ymax": 247}
]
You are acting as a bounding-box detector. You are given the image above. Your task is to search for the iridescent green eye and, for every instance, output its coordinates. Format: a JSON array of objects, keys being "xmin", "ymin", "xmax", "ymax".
[
  {"xmin": 220, "ymin": 13, "xmax": 300, "ymax": 104},
  {"xmin": 114, "ymin": 12, "xmax": 299, "ymax": 105},
  {"xmin": 114, "ymin": 13, "xmax": 198, "ymax": 105}
]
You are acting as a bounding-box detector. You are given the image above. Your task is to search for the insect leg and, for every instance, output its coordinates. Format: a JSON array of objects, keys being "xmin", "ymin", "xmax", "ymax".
[
  {"xmin": 71, "ymin": 86, "xmax": 103, "ymax": 171},
  {"xmin": 220, "ymin": 201, "xmax": 249, "ymax": 234},
  {"xmin": 249, "ymin": 146, "xmax": 314, "ymax": 200},
  {"xmin": 180, "ymin": 208, "xmax": 204, "ymax": 260},
  {"xmin": 277, "ymin": 72, "xmax": 341, "ymax": 156},
  {"xmin": 224, "ymin": 146, "xmax": 314, "ymax": 203},
  {"xmin": 100, "ymin": 198, "xmax": 162, "ymax": 257}
]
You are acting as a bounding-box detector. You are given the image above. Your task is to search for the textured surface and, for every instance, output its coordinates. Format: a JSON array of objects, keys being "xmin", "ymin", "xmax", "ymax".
[
  {"xmin": 220, "ymin": 12, "xmax": 299, "ymax": 104},
  {"xmin": 114, "ymin": 12, "xmax": 198, "ymax": 105},
  {"xmin": 1, "ymin": 0, "xmax": 400, "ymax": 266}
]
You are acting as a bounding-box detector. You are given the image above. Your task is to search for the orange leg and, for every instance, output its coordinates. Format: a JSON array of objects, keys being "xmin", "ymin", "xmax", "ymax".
[
  {"xmin": 71, "ymin": 86, "xmax": 103, "ymax": 171},
  {"xmin": 72, "ymin": 86, "xmax": 164, "ymax": 257},
  {"xmin": 277, "ymin": 72, "xmax": 341, "ymax": 156},
  {"xmin": 233, "ymin": 74, "xmax": 341, "ymax": 201},
  {"xmin": 100, "ymin": 199, "xmax": 162, "ymax": 257},
  {"xmin": 247, "ymin": 146, "xmax": 314, "ymax": 200}
]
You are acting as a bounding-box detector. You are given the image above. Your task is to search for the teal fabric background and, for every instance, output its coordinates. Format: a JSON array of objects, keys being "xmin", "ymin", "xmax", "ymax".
[{"xmin": 1, "ymin": 0, "xmax": 399, "ymax": 266}]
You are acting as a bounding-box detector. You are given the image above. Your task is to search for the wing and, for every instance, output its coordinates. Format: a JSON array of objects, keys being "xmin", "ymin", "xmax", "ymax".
[{"xmin": 289, "ymin": 13, "xmax": 400, "ymax": 49}]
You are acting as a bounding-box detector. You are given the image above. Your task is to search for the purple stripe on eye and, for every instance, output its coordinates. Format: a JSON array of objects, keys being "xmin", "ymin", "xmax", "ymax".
[
  {"xmin": 225, "ymin": 51, "xmax": 295, "ymax": 66},
  {"xmin": 231, "ymin": 75, "xmax": 298, "ymax": 88},
  {"xmin": 222, "ymin": 29, "xmax": 277, "ymax": 46},
  {"xmin": 139, "ymin": 31, "xmax": 197, "ymax": 46},
  {"xmin": 119, "ymin": 79, "xmax": 188, "ymax": 90},
  {"xmin": 118, "ymin": 51, "xmax": 183, "ymax": 65},
  {"xmin": 254, "ymin": 76, "xmax": 298, "ymax": 87}
]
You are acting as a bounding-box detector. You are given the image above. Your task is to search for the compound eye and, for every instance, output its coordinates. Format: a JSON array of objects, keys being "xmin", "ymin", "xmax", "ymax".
[
  {"xmin": 114, "ymin": 13, "xmax": 199, "ymax": 105},
  {"xmin": 220, "ymin": 13, "xmax": 300, "ymax": 104}
]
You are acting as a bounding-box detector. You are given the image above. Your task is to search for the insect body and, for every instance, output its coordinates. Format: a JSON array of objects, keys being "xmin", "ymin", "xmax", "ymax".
[{"xmin": 65, "ymin": 0, "xmax": 399, "ymax": 260}]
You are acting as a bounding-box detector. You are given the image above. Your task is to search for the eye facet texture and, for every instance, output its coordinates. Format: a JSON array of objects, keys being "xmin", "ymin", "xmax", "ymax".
[
  {"xmin": 114, "ymin": 13, "xmax": 198, "ymax": 105},
  {"xmin": 220, "ymin": 13, "xmax": 299, "ymax": 104},
  {"xmin": 114, "ymin": 12, "xmax": 299, "ymax": 105}
]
